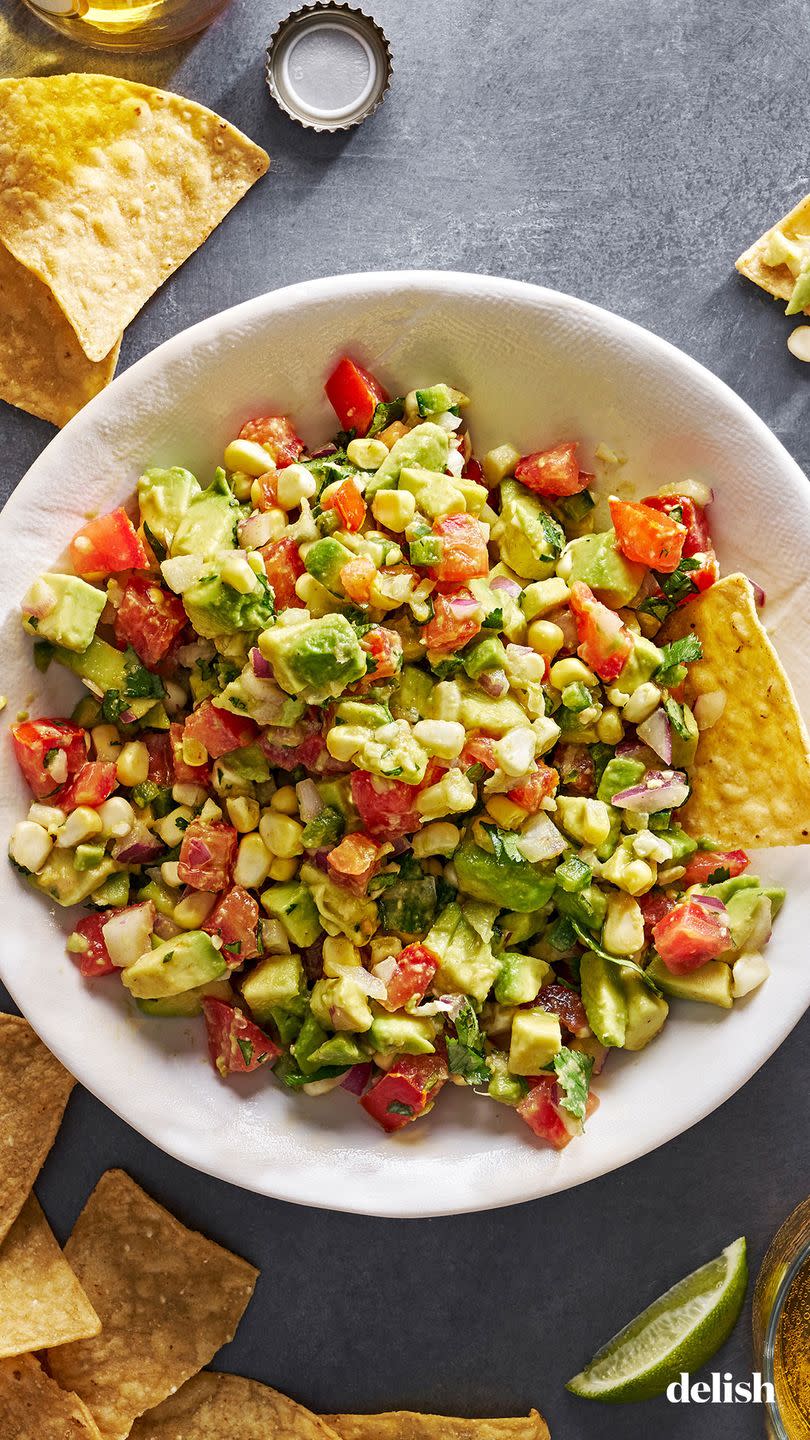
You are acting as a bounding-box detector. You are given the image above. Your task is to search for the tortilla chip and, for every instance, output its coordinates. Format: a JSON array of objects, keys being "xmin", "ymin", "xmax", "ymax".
[
  {"xmin": 0, "ymin": 1353, "xmax": 103, "ymax": 1440},
  {"xmin": 0, "ymin": 1192, "xmax": 100, "ymax": 1358},
  {"xmin": 735, "ymin": 193, "xmax": 810, "ymax": 311},
  {"xmin": 0, "ymin": 75, "xmax": 269, "ymax": 362},
  {"xmin": 130, "ymin": 1372, "xmax": 342, "ymax": 1439},
  {"xmin": 48, "ymin": 1170, "xmax": 259, "ymax": 1440},
  {"xmin": 0, "ymin": 241, "xmax": 119, "ymax": 426},
  {"xmin": 0, "ymin": 1014, "xmax": 75, "ymax": 1246},
  {"xmin": 660, "ymin": 573, "xmax": 810, "ymax": 846},
  {"xmin": 325, "ymin": 1413, "xmax": 550, "ymax": 1440}
]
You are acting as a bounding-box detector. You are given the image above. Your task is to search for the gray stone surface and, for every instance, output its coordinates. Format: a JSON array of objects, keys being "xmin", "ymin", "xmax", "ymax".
[{"xmin": 1, "ymin": 0, "xmax": 808, "ymax": 1434}]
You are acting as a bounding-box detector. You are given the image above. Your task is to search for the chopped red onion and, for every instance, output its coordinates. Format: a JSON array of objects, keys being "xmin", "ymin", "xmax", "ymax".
[
  {"xmin": 447, "ymin": 593, "xmax": 479, "ymax": 618},
  {"xmin": 310, "ymin": 443, "xmax": 338, "ymax": 459},
  {"xmin": 239, "ymin": 512, "xmax": 275, "ymax": 550},
  {"xmin": 250, "ymin": 646, "xmax": 272, "ymax": 678},
  {"xmin": 295, "ymin": 778, "xmax": 323, "ymax": 823},
  {"xmin": 479, "ymin": 668, "xmax": 509, "ymax": 698},
  {"xmin": 372, "ymin": 956, "xmax": 399, "ymax": 985},
  {"xmin": 153, "ymin": 913, "xmax": 183, "ymax": 941},
  {"xmin": 748, "ymin": 579, "xmax": 766, "ymax": 608},
  {"xmin": 693, "ymin": 893, "xmax": 727, "ymax": 911},
  {"xmin": 517, "ymin": 811, "xmax": 567, "ymax": 862},
  {"xmin": 443, "ymin": 994, "xmax": 467, "ymax": 1023},
  {"xmin": 612, "ymin": 771, "xmax": 689, "ymax": 813},
  {"xmin": 330, "ymin": 964, "xmax": 387, "ymax": 1001},
  {"xmin": 185, "ymin": 837, "xmax": 211, "ymax": 867},
  {"xmin": 112, "ymin": 824, "xmax": 164, "ymax": 864},
  {"xmin": 636, "ymin": 707, "xmax": 672, "ymax": 763},
  {"xmin": 340, "ymin": 1062, "xmax": 372, "ymax": 1095},
  {"xmin": 490, "ymin": 576, "xmax": 521, "ymax": 598}
]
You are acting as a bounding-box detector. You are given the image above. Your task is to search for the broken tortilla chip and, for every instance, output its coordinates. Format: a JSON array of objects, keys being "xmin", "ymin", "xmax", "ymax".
[
  {"xmin": 0, "ymin": 1353, "xmax": 103, "ymax": 1440},
  {"xmin": 735, "ymin": 193, "xmax": 810, "ymax": 311},
  {"xmin": 324, "ymin": 1413, "xmax": 550, "ymax": 1439},
  {"xmin": 0, "ymin": 74, "xmax": 269, "ymax": 363},
  {"xmin": 0, "ymin": 241, "xmax": 120, "ymax": 426},
  {"xmin": 130, "ymin": 1372, "xmax": 341, "ymax": 1439},
  {"xmin": 660, "ymin": 573, "xmax": 810, "ymax": 846},
  {"xmin": 0, "ymin": 1192, "xmax": 100, "ymax": 1359},
  {"xmin": 47, "ymin": 1170, "xmax": 259, "ymax": 1440},
  {"xmin": 0, "ymin": 1013, "xmax": 75, "ymax": 1246}
]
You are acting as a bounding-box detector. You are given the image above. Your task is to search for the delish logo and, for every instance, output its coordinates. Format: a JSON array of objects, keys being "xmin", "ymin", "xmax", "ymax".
[{"xmin": 666, "ymin": 1372, "xmax": 775, "ymax": 1404}]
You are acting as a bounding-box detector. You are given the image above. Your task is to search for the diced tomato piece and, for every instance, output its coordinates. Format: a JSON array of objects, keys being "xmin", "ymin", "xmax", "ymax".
[
  {"xmin": 323, "ymin": 477, "xmax": 366, "ymax": 533},
  {"xmin": 609, "ymin": 497, "xmax": 687, "ymax": 574},
  {"xmin": 238, "ymin": 415, "xmax": 303, "ymax": 468},
  {"xmin": 340, "ymin": 556, "xmax": 375, "ymax": 605},
  {"xmin": 517, "ymin": 1073, "xmax": 599, "ymax": 1148},
  {"xmin": 680, "ymin": 849, "xmax": 749, "ymax": 888},
  {"xmin": 350, "ymin": 771, "xmax": 422, "ymax": 840},
  {"xmin": 203, "ymin": 997, "xmax": 280, "ymax": 1077},
  {"xmin": 568, "ymin": 581, "xmax": 633, "ymax": 682},
  {"xmin": 508, "ymin": 764, "xmax": 559, "ymax": 812},
  {"xmin": 652, "ymin": 896, "xmax": 731, "ymax": 975},
  {"xmin": 424, "ymin": 588, "xmax": 481, "ymax": 651},
  {"xmin": 327, "ymin": 832, "xmax": 384, "ymax": 893},
  {"xmin": 250, "ymin": 472, "xmax": 278, "ymax": 511},
  {"xmin": 324, "ymin": 357, "xmax": 387, "ymax": 435},
  {"xmin": 638, "ymin": 889, "xmax": 677, "ymax": 944},
  {"xmin": 460, "ymin": 734, "xmax": 498, "ymax": 772},
  {"xmin": 357, "ymin": 626, "xmax": 403, "ymax": 687},
  {"xmin": 259, "ymin": 535, "xmax": 306, "ymax": 610},
  {"xmin": 11, "ymin": 719, "xmax": 88, "ymax": 799},
  {"xmin": 70, "ymin": 508, "xmax": 147, "ymax": 578},
  {"xmin": 535, "ymin": 983, "xmax": 589, "ymax": 1036},
  {"xmin": 555, "ymin": 743, "xmax": 596, "ymax": 796},
  {"xmin": 55, "ymin": 761, "xmax": 117, "ymax": 812},
  {"xmin": 680, "ymin": 551, "xmax": 719, "ymax": 602},
  {"xmin": 144, "ymin": 731, "xmax": 173, "ymax": 786},
  {"xmin": 69, "ymin": 912, "xmax": 117, "ymax": 977},
  {"xmin": 462, "ymin": 457, "xmax": 485, "ymax": 484},
  {"xmin": 380, "ymin": 943, "xmax": 439, "ymax": 1011},
  {"xmin": 178, "ymin": 820, "xmax": 237, "ymax": 892},
  {"xmin": 431, "ymin": 514, "xmax": 489, "ymax": 583},
  {"xmin": 203, "ymin": 885, "xmax": 259, "ymax": 963},
  {"xmin": 183, "ymin": 701, "xmax": 258, "ymax": 760},
  {"xmin": 643, "ymin": 494, "xmax": 712, "ymax": 557},
  {"xmin": 360, "ymin": 1052, "xmax": 449, "ymax": 1133},
  {"xmin": 114, "ymin": 574, "xmax": 186, "ymax": 668},
  {"xmin": 514, "ymin": 442, "xmax": 587, "ymax": 497},
  {"xmin": 169, "ymin": 722, "xmax": 210, "ymax": 787}
]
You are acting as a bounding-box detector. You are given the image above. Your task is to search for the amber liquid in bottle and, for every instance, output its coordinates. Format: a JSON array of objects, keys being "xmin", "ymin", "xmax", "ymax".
[{"xmin": 774, "ymin": 1258, "xmax": 810, "ymax": 1436}]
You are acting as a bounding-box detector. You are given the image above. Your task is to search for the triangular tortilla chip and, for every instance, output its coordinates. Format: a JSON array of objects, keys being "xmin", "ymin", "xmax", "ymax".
[
  {"xmin": 325, "ymin": 1413, "xmax": 550, "ymax": 1439},
  {"xmin": 735, "ymin": 193, "xmax": 810, "ymax": 311},
  {"xmin": 0, "ymin": 1193, "xmax": 100, "ymax": 1358},
  {"xmin": 660, "ymin": 573, "xmax": 810, "ymax": 846},
  {"xmin": 0, "ymin": 241, "xmax": 119, "ymax": 426},
  {"xmin": 0, "ymin": 75, "xmax": 269, "ymax": 361},
  {"xmin": 0, "ymin": 1013, "xmax": 75, "ymax": 1246},
  {"xmin": 0, "ymin": 1353, "xmax": 103, "ymax": 1440},
  {"xmin": 48, "ymin": 1170, "xmax": 259, "ymax": 1440},
  {"xmin": 130, "ymin": 1372, "xmax": 341, "ymax": 1439}
]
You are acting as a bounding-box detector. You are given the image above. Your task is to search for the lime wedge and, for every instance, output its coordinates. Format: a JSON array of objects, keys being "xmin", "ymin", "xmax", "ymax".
[{"xmin": 566, "ymin": 1236, "xmax": 748, "ymax": 1402}]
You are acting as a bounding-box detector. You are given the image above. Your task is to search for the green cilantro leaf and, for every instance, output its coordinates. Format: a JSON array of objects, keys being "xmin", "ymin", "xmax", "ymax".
[
  {"xmin": 639, "ymin": 557, "xmax": 701, "ymax": 622},
  {"xmin": 570, "ymin": 921, "xmax": 661, "ymax": 993},
  {"xmin": 662, "ymin": 694, "xmax": 693, "ymax": 741},
  {"xmin": 142, "ymin": 522, "xmax": 167, "ymax": 562},
  {"xmin": 386, "ymin": 1099, "xmax": 415, "ymax": 1117},
  {"xmin": 368, "ymin": 398, "xmax": 405, "ymax": 436},
  {"xmin": 123, "ymin": 648, "xmax": 165, "ymax": 701},
  {"xmin": 655, "ymin": 634, "xmax": 703, "ymax": 688},
  {"xmin": 553, "ymin": 1046, "xmax": 593, "ymax": 1122},
  {"xmin": 484, "ymin": 825, "xmax": 527, "ymax": 866},
  {"xmin": 447, "ymin": 999, "xmax": 492, "ymax": 1087},
  {"xmin": 706, "ymin": 865, "xmax": 731, "ymax": 884},
  {"xmin": 237, "ymin": 1037, "xmax": 254, "ymax": 1067}
]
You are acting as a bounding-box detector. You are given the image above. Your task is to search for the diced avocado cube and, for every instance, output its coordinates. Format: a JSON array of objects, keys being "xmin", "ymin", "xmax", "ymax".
[
  {"xmin": 310, "ymin": 975, "xmax": 373, "ymax": 1032},
  {"xmin": 454, "ymin": 841, "xmax": 556, "ymax": 914},
  {"xmin": 494, "ymin": 481, "xmax": 564, "ymax": 581},
  {"xmin": 508, "ymin": 1009, "xmax": 562, "ymax": 1074},
  {"xmin": 415, "ymin": 383, "xmax": 462, "ymax": 416},
  {"xmin": 271, "ymin": 1005, "xmax": 305, "ymax": 1046},
  {"xmin": 368, "ymin": 1011, "xmax": 437, "ymax": 1056},
  {"xmin": 308, "ymin": 1033, "xmax": 366, "ymax": 1067},
  {"xmin": 89, "ymin": 872, "xmax": 130, "ymax": 909},
  {"xmin": 170, "ymin": 469, "xmax": 238, "ymax": 558},
  {"xmin": 334, "ymin": 699, "xmax": 392, "ymax": 729},
  {"xmin": 617, "ymin": 633, "xmax": 665, "ymax": 692},
  {"xmin": 74, "ymin": 842, "xmax": 107, "ymax": 872},
  {"xmin": 291, "ymin": 1009, "xmax": 331, "ymax": 1075},
  {"xmin": 494, "ymin": 951, "xmax": 553, "ymax": 1006},
  {"xmin": 487, "ymin": 1051, "xmax": 530, "ymax": 1106},
  {"xmin": 580, "ymin": 951, "xmax": 627, "ymax": 1046},
  {"xmin": 554, "ymin": 855, "xmax": 592, "ymax": 893},
  {"xmin": 71, "ymin": 695, "xmax": 102, "ymax": 728},
  {"xmin": 391, "ymin": 665, "xmax": 434, "ymax": 722},
  {"xmin": 564, "ymin": 531, "xmax": 645, "ymax": 608},
  {"xmin": 22, "ymin": 573, "xmax": 106, "ymax": 653},
  {"xmin": 426, "ymin": 901, "xmax": 501, "ymax": 1004},
  {"xmin": 241, "ymin": 953, "xmax": 305, "ymax": 1022},
  {"xmin": 136, "ymin": 878, "xmax": 177, "ymax": 918},
  {"xmin": 621, "ymin": 975, "xmax": 669, "ymax": 1050},
  {"xmin": 366, "ymin": 422, "xmax": 450, "ymax": 496},
  {"xmin": 657, "ymin": 826, "xmax": 697, "ymax": 863},
  {"xmin": 182, "ymin": 574, "xmax": 274, "ymax": 641},
  {"xmin": 136, "ymin": 977, "xmax": 233, "ymax": 1018},
  {"xmin": 499, "ymin": 911, "xmax": 547, "ymax": 947},
  {"xmin": 122, "ymin": 930, "xmax": 227, "ymax": 1000},
  {"xmin": 138, "ymin": 466, "xmax": 201, "ymax": 552},
  {"xmin": 456, "ymin": 683, "xmax": 531, "ymax": 736},
  {"xmin": 645, "ymin": 955, "xmax": 733, "ymax": 1008},
  {"xmin": 300, "ymin": 863, "xmax": 378, "ymax": 947},
  {"xmin": 258, "ymin": 614, "xmax": 366, "ymax": 704},
  {"xmin": 261, "ymin": 882, "xmax": 322, "ymax": 949},
  {"xmin": 463, "ymin": 635, "xmax": 507, "ymax": 680},
  {"xmin": 51, "ymin": 636, "xmax": 128, "ymax": 694},
  {"xmin": 555, "ymin": 885, "xmax": 608, "ymax": 931},
  {"xmin": 399, "ymin": 466, "xmax": 464, "ymax": 519},
  {"xmin": 787, "ymin": 266, "xmax": 810, "ymax": 316},
  {"xmin": 305, "ymin": 536, "xmax": 355, "ymax": 596},
  {"xmin": 29, "ymin": 850, "xmax": 115, "ymax": 908}
]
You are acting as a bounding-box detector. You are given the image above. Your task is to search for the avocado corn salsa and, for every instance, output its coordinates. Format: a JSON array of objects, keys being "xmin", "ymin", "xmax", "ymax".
[{"xmin": 9, "ymin": 356, "xmax": 786, "ymax": 1146}]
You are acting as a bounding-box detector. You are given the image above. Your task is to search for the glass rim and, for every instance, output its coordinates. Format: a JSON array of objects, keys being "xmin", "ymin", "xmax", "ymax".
[{"xmin": 761, "ymin": 1233, "xmax": 810, "ymax": 1440}]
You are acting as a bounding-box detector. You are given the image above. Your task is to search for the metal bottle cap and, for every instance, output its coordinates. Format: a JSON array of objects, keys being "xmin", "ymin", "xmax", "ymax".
[{"xmin": 266, "ymin": 2, "xmax": 392, "ymax": 132}]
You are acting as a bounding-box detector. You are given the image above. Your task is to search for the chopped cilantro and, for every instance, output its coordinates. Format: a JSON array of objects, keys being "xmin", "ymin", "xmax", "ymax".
[
  {"xmin": 553, "ymin": 1046, "xmax": 593, "ymax": 1122},
  {"xmin": 143, "ymin": 522, "xmax": 167, "ymax": 562},
  {"xmin": 223, "ymin": 941, "xmax": 242, "ymax": 955},
  {"xmin": 662, "ymin": 694, "xmax": 693, "ymax": 741},
  {"xmin": 706, "ymin": 865, "xmax": 731, "ymax": 884},
  {"xmin": 368, "ymin": 397, "xmax": 405, "ymax": 435},
  {"xmin": 236, "ymin": 1037, "xmax": 254, "ymax": 1067},
  {"xmin": 655, "ymin": 634, "xmax": 703, "ymax": 688},
  {"xmin": 386, "ymin": 1099, "xmax": 415, "ymax": 1117},
  {"xmin": 639, "ymin": 557, "xmax": 701, "ymax": 622},
  {"xmin": 447, "ymin": 999, "xmax": 491, "ymax": 1087}
]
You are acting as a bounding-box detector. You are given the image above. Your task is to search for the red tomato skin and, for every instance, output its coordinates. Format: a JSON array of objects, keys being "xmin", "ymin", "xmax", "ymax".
[
  {"xmin": 183, "ymin": 701, "xmax": 258, "ymax": 760},
  {"xmin": 517, "ymin": 1075, "xmax": 599, "ymax": 1147},
  {"xmin": 324, "ymin": 357, "xmax": 387, "ymax": 434},
  {"xmin": 460, "ymin": 735, "xmax": 498, "ymax": 772},
  {"xmin": 70, "ymin": 508, "xmax": 147, "ymax": 577},
  {"xmin": 327, "ymin": 832, "xmax": 384, "ymax": 893},
  {"xmin": 514, "ymin": 442, "xmax": 587, "ymax": 497},
  {"xmin": 203, "ymin": 998, "xmax": 280, "ymax": 1077},
  {"xmin": 379, "ymin": 944, "xmax": 439, "ymax": 1011},
  {"xmin": 463, "ymin": 457, "xmax": 485, "ymax": 484},
  {"xmin": 144, "ymin": 731, "xmax": 173, "ymax": 786},
  {"xmin": 11, "ymin": 719, "xmax": 88, "ymax": 799},
  {"xmin": 643, "ymin": 494, "xmax": 712, "ymax": 557},
  {"xmin": 608, "ymin": 497, "xmax": 687, "ymax": 574},
  {"xmin": 340, "ymin": 556, "xmax": 375, "ymax": 605},
  {"xmin": 323, "ymin": 477, "xmax": 366, "ymax": 532},
  {"xmin": 431, "ymin": 514, "xmax": 490, "ymax": 583},
  {"xmin": 238, "ymin": 415, "xmax": 303, "ymax": 468},
  {"xmin": 424, "ymin": 589, "xmax": 481, "ymax": 651},
  {"xmin": 178, "ymin": 821, "xmax": 237, "ymax": 892},
  {"xmin": 680, "ymin": 850, "xmax": 749, "ymax": 888},
  {"xmin": 638, "ymin": 889, "xmax": 677, "ymax": 944},
  {"xmin": 349, "ymin": 771, "xmax": 422, "ymax": 840},
  {"xmin": 114, "ymin": 575, "xmax": 186, "ymax": 668},
  {"xmin": 360, "ymin": 1052, "xmax": 448, "ymax": 1132},
  {"xmin": 568, "ymin": 580, "xmax": 633, "ymax": 682},
  {"xmin": 70, "ymin": 912, "xmax": 117, "ymax": 977},
  {"xmin": 169, "ymin": 723, "xmax": 210, "ymax": 787},
  {"xmin": 652, "ymin": 897, "xmax": 731, "ymax": 974},
  {"xmin": 203, "ymin": 885, "xmax": 260, "ymax": 962},
  {"xmin": 259, "ymin": 535, "xmax": 306, "ymax": 609},
  {"xmin": 508, "ymin": 764, "xmax": 559, "ymax": 812},
  {"xmin": 534, "ymin": 983, "xmax": 589, "ymax": 1036},
  {"xmin": 55, "ymin": 761, "xmax": 117, "ymax": 812}
]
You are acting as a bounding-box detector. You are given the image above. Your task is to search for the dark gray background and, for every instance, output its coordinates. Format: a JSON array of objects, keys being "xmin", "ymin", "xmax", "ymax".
[{"xmin": 2, "ymin": 0, "xmax": 809, "ymax": 1434}]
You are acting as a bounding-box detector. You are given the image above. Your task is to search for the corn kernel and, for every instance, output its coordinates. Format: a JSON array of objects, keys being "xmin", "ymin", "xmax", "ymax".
[
  {"xmin": 268, "ymin": 856, "xmax": 299, "ymax": 881},
  {"xmin": 603, "ymin": 892, "xmax": 645, "ymax": 955},
  {"xmin": 224, "ymin": 437, "xmax": 276, "ymax": 476},
  {"xmin": 91, "ymin": 724, "xmax": 123, "ymax": 762},
  {"xmin": 28, "ymin": 803, "xmax": 67, "ymax": 832},
  {"xmin": 326, "ymin": 726, "xmax": 365, "ymax": 762},
  {"xmin": 276, "ymin": 464, "xmax": 317, "ymax": 511},
  {"xmin": 494, "ymin": 727, "xmax": 536, "ymax": 776},
  {"xmin": 522, "ymin": 577, "xmax": 570, "ymax": 619},
  {"xmin": 9, "ymin": 820, "xmax": 53, "ymax": 874},
  {"xmin": 114, "ymin": 741, "xmax": 149, "ymax": 788},
  {"xmin": 549, "ymin": 657, "xmax": 597, "ymax": 690},
  {"xmin": 415, "ymin": 771, "xmax": 477, "ymax": 819},
  {"xmin": 226, "ymin": 796, "xmax": 261, "ymax": 832},
  {"xmin": 430, "ymin": 681, "xmax": 462, "ymax": 723},
  {"xmin": 233, "ymin": 833, "xmax": 272, "ymax": 888},
  {"xmin": 161, "ymin": 861, "xmax": 181, "ymax": 888},
  {"xmin": 295, "ymin": 572, "xmax": 338, "ymax": 617},
  {"xmin": 528, "ymin": 619, "xmax": 565, "ymax": 658},
  {"xmin": 200, "ymin": 798, "xmax": 223, "ymax": 823},
  {"xmin": 221, "ymin": 552, "xmax": 259, "ymax": 594},
  {"xmin": 270, "ymin": 785, "xmax": 299, "ymax": 815},
  {"xmin": 596, "ymin": 707, "xmax": 624, "ymax": 744},
  {"xmin": 182, "ymin": 735, "xmax": 208, "ymax": 768},
  {"xmin": 229, "ymin": 470, "xmax": 253, "ymax": 502},
  {"xmin": 96, "ymin": 797, "xmax": 134, "ymax": 839},
  {"xmin": 55, "ymin": 806, "xmax": 104, "ymax": 849},
  {"xmin": 172, "ymin": 782, "xmax": 208, "ymax": 807},
  {"xmin": 174, "ymin": 891, "xmax": 217, "ymax": 929},
  {"xmin": 533, "ymin": 716, "xmax": 562, "ymax": 754},
  {"xmin": 411, "ymin": 821, "xmax": 461, "ymax": 858},
  {"xmin": 155, "ymin": 806, "xmax": 194, "ymax": 847},
  {"xmin": 259, "ymin": 811, "xmax": 304, "ymax": 858},
  {"xmin": 371, "ymin": 488, "xmax": 417, "ymax": 532},
  {"xmin": 412, "ymin": 719, "xmax": 465, "ymax": 760}
]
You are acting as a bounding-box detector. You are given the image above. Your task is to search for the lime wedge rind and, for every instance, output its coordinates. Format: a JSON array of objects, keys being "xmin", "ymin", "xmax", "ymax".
[{"xmin": 566, "ymin": 1236, "xmax": 748, "ymax": 1403}]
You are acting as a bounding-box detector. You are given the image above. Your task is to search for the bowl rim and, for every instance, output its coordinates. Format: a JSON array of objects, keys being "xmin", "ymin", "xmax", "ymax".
[{"xmin": 1, "ymin": 269, "xmax": 808, "ymax": 1217}]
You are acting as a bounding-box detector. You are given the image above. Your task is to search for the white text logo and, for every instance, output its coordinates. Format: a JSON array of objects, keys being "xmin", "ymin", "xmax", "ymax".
[{"xmin": 666, "ymin": 1372, "xmax": 775, "ymax": 1404}]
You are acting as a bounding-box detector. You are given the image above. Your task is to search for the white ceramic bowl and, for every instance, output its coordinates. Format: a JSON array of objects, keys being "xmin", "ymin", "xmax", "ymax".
[{"xmin": 1, "ymin": 272, "xmax": 808, "ymax": 1217}]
